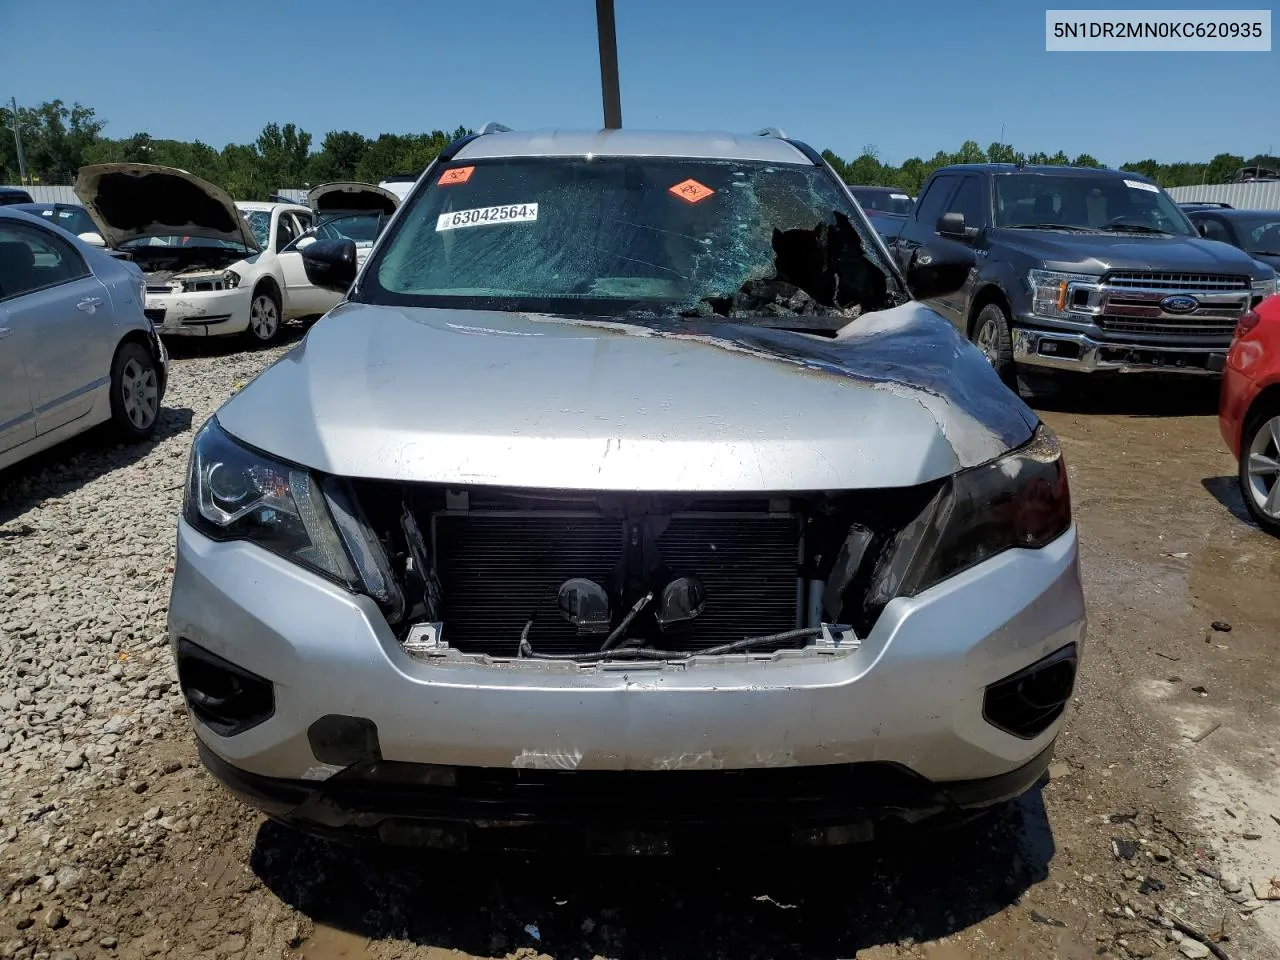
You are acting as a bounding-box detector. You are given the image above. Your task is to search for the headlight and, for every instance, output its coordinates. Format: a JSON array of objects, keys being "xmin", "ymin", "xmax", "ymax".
[
  {"xmin": 867, "ymin": 424, "xmax": 1071, "ymax": 604},
  {"xmin": 1027, "ymin": 269, "xmax": 1098, "ymax": 319},
  {"xmin": 1253, "ymin": 277, "xmax": 1277, "ymax": 301},
  {"xmin": 223, "ymin": 269, "xmax": 241, "ymax": 289},
  {"xmin": 183, "ymin": 418, "xmax": 357, "ymax": 587}
]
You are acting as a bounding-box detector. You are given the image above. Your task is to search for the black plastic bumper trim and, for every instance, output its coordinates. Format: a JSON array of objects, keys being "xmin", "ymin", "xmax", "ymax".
[{"xmin": 196, "ymin": 738, "xmax": 1054, "ymax": 851}]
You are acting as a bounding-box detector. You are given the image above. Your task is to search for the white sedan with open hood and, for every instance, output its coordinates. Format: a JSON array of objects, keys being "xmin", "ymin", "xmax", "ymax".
[{"xmin": 76, "ymin": 164, "xmax": 324, "ymax": 345}]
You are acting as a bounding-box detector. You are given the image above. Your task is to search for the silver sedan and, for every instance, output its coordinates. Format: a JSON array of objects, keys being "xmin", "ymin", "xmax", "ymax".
[{"xmin": 0, "ymin": 207, "xmax": 168, "ymax": 471}]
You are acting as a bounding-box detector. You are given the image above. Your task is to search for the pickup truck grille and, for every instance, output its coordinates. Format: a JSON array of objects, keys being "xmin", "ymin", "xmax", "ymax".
[
  {"xmin": 1094, "ymin": 271, "xmax": 1251, "ymax": 344},
  {"xmin": 1104, "ymin": 272, "xmax": 1249, "ymax": 292},
  {"xmin": 431, "ymin": 507, "xmax": 802, "ymax": 656}
]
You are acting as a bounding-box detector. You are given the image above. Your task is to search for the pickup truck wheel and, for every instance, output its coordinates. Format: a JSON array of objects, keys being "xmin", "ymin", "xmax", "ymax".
[
  {"xmin": 1238, "ymin": 401, "xmax": 1280, "ymax": 537},
  {"xmin": 245, "ymin": 286, "xmax": 282, "ymax": 346},
  {"xmin": 972, "ymin": 304, "xmax": 1015, "ymax": 385}
]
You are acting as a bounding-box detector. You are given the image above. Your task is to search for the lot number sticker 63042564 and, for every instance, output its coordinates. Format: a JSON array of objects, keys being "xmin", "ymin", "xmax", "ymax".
[{"xmin": 436, "ymin": 203, "xmax": 539, "ymax": 232}]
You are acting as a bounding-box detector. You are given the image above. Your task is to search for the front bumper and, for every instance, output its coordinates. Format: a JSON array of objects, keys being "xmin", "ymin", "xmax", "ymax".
[
  {"xmin": 144, "ymin": 287, "xmax": 251, "ymax": 337},
  {"xmin": 169, "ymin": 512, "xmax": 1086, "ymax": 837},
  {"xmin": 1013, "ymin": 327, "xmax": 1227, "ymax": 375},
  {"xmin": 196, "ymin": 737, "xmax": 1056, "ymax": 851}
]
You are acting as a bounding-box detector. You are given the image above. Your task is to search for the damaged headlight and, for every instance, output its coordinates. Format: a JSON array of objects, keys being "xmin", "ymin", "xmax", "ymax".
[
  {"xmin": 223, "ymin": 269, "xmax": 242, "ymax": 289},
  {"xmin": 867, "ymin": 424, "xmax": 1071, "ymax": 604},
  {"xmin": 1027, "ymin": 269, "xmax": 1098, "ymax": 319},
  {"xmin": 183, "ymin": 418, "xmax": 357, "ymax": 587}
]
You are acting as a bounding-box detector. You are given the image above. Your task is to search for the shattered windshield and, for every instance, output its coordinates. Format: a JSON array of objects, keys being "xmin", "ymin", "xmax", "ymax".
[
  {"xmin": 360, "ymin": 156, "xmax": 896, "ymax": 321},
  {"xmin": 994, "ymin": 173, "xmax": 1195, "ymax": 236},
  {"xmin": 240, "ymin": 210, "xmax": 271, "ymax": 248}
]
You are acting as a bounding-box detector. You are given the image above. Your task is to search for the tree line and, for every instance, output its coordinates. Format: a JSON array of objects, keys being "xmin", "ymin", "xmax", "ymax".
[
  {"xmin": 0, "ymin": 100, "xmax": 471, "ymax": 198},
  {"xmin": 2, "ymin": 100, "xmax": 1277, "ymax": 200},
  {"xmin": 822, "ymin": 142, "xmax": 1280, "ymax": 194}
]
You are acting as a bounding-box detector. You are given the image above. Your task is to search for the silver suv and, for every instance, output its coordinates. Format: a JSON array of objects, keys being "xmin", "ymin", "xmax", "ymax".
[{"xmin": 168, "ymin": 126, "xmax": 1086, "ymax": 851}]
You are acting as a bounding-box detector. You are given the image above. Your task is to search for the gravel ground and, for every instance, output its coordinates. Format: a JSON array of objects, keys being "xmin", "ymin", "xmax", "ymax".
[{"xmin": 1, "ymin": 334, "xmax": 1279, "ymax": 960}]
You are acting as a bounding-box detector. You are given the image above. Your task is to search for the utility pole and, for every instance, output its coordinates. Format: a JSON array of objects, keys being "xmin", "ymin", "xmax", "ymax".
[
  {"xmin": 596, "ymin": 0, "xmax": 622, "ymax": 129},
  {"xmin": 9, "ymin": 97, "xmax": 27, "ymax": 184}
]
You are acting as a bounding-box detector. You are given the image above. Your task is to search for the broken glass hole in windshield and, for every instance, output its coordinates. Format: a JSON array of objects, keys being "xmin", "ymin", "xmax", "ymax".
[{"xmin": 368, "ymin": 157, "xmax": 892, "ymax": 317}]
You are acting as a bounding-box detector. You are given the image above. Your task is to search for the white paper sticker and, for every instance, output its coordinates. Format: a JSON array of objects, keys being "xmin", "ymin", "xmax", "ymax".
[
  {"xmin": 436, "ymin": 203, "xmax": 538, "ymax": 232},
  {"xmin": 890, "ymin": 193, "xmax": 909, "ymax": 199},
  {"xmin": 1123, "ymin": 179, "xmax": 1160, "ymax": 193}
]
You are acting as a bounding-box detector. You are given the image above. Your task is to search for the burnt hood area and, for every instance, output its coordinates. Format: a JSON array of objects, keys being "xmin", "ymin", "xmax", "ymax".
[{"xmin": 91, "ymin": 170, "xmax": 242, "ymax": 238}]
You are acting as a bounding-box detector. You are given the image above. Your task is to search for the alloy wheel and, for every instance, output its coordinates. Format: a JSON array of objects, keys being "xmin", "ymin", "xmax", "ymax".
[
  {"xmin": 975, "ymin": 317, "xmax": 1001, "ymax": 366},
  {"xmin": 250, "ymin": 295, "xmax": 280, "ymax": 341},
  {"xmin": 1246, "ymin": 414, "xmax": 1280, "ymax": 520},
  {"xmin": 121, "ymin": 358, "xmax": 159, "ymax": 430}
]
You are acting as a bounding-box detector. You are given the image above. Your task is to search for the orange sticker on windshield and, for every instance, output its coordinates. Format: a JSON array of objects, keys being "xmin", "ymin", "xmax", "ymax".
[
  {"xmin": 669, "ymin": 179, "xmax": 715, "ymax": 204},
  {"xmin": 438, "ymin": 166, "xmax": 474, "ymax": 186}
]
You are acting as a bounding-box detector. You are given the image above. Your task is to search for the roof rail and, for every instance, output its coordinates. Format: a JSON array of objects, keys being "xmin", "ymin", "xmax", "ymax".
[
  {"xmin": 480, "ymin": 122, "xmax": 513, "ymax": 134},
  {"xmin": 753, "ymin": 126, "xmax": 788, "ymax": 139}
]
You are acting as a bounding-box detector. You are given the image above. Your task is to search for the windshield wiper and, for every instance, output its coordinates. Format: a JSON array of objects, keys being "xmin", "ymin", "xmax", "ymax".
[
  {"xmin": 1100, "ymin": 223, "xmax": 1170, "ymax": 235},
  {"xmin": 1251, "ymin": 250, "xmax": 1280, "ymax": 257},
  {"xmin": 1007, "ymin": 223, "xmax": 1094, "ymax": 232}
]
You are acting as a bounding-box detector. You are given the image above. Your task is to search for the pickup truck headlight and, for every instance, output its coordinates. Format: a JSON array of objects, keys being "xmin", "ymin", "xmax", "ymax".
[
  {"xmin": 183, "ymin": 418, "xmax": 357, "ymax": 587},
  {"xmin": 868, "ymin": 424, "xmax": 1071, "ymax": 604},
  {"xmin": 1253, "ymin": 278, "xmax": 1277, "ymax": 301},
  {"xmin": 1028, "ymin": 269, "xmax": 1098, "ymax": 319}
]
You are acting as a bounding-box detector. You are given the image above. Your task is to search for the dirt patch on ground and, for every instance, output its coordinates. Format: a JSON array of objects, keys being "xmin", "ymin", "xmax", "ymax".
[{"xmin": 2, "ymin": 365, "xmax": 1279, "ymax": 959}]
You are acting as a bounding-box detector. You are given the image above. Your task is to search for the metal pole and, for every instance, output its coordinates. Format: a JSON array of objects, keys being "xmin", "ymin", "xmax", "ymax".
[
  {"xmin": 595, "ymin": 0, "xmax": 622, "ymax": 129},
  {"xmin": 10, "ymin": 97, "xmax": 27, "ymax": 184}
]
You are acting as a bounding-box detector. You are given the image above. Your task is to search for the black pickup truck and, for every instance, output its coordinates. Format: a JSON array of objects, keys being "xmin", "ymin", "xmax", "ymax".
[{"xmin": 878, "ymin": 163, "xmax": 1278, "ymax": 386}]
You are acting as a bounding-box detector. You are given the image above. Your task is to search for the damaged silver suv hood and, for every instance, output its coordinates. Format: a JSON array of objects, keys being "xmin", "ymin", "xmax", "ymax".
[{"xmin": 215, "ymin": 300, "xmax": 1038, "ymax": 491}]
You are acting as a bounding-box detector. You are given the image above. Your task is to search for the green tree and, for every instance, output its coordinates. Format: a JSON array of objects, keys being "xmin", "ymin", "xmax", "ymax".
[
  {"xmin": 0, "ymin": 99, "xmax": 104, "ymax": 183},
  {"xmin": 954, "ymin": 139, "xmax": 986, "ymax": 164},
  {"xmin": 986, "ymin": 142, "xmax": 1018, "ymax": 164},
  {"xmin": 306, "ymin": 130, "xmax": 370, "ymax": 183},
  {"xmin": 254, "ymin": 122, "xmax": 312, "ymax": 189},
  {"xmin": 1071, "ymin": 153, "xmax": 1102, "ymax": 168}
]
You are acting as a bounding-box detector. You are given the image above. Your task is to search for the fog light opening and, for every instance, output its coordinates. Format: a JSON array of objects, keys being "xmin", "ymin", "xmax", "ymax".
[
  {"xmin": 983, "ymin": 644, "xmax": 1078, "ymax": 740},
  {"xmin": 176, "ymin": 639, "xmax": 275, "ymax": 737}
]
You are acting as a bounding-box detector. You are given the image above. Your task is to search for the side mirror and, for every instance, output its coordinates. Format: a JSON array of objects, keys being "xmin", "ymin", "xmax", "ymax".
[
  {"xmin": 905, "ymin": 240, "xmax": 977, "ymax": 301},
  {"xmin": 78, "ymin": 231, "xmax": 105, "ymax": 247},
  {"xmin": 936, "ymin": 212, "xmax": 967, "ymax": 237},
  {"xmin": 1196, "ymin": 222, "xmax": 1210, "ymax": 237},
  {"xmin": 301, "ymin": 238, "xmax": 358, "ymax": 292}
]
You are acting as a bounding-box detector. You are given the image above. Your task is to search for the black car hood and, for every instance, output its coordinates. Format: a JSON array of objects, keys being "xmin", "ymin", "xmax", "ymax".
[{"xmin": 993, "ymin": 228, "xmax": 1270, "ymax": 277}]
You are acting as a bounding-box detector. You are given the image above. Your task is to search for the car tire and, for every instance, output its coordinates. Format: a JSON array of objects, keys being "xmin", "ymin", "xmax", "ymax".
[
  {"xmin": 109, "ymin": 341, "xmax": 162, "ymax": 443},
  {"xmin": 245, "ymin": 284, "xmax": 283, "ymax": 346},
  {"xmin": 971, "ymin": 303, "xmax": 1015, "ymax": 386},
  {"xmin": 1237, "ymin": 399, "xmax": 1280, "ymax": 537}
]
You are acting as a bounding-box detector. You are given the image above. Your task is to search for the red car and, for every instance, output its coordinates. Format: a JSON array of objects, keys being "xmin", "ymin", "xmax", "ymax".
[{"xmin": 1221, "ymin": 294, "xmax": 1280, "ymax": 535}]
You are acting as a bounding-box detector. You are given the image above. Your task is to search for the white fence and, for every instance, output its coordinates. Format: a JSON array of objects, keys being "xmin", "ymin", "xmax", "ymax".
[
  {"xmin": 1166, "ymin": 182, "xmax": 1280, "ymax": 209},
  {"xmin": 2, "ymin": 185, "xmax": 79, "ymax": 204}
]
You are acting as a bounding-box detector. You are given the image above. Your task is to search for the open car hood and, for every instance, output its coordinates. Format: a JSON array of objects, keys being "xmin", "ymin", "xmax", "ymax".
[
  {"xmin": 73, "ymin": 163, "xmax": 260, "ymax": 252},
  {"xmin": 307, "ymin": 181, "xmax": 401, "ymax": 217}
]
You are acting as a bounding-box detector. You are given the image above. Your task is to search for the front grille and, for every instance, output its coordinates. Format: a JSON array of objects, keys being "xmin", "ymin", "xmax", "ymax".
[
  {"xmin": 432, "ymin": 510, "xmax": 801, "ymax": 656},
  {"xmin": 1094, "ymin": 272, "xmax": 1249, "ymax": 343},
  {"xmin": 1103, "ymin": 272, "xmax": 1249, "ymax": 292}
]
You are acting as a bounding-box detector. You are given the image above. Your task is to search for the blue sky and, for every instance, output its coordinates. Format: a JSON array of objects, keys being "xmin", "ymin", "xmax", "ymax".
[{"xmin": 3, "ymin": 0, "xmax": 1276, "ymax": 165}]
